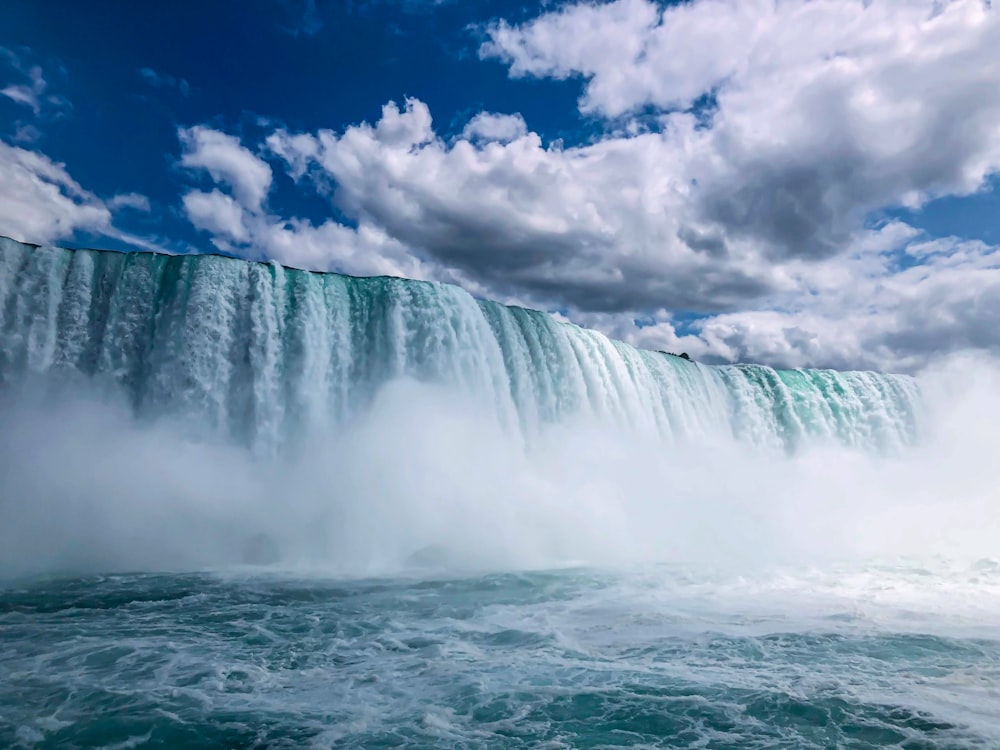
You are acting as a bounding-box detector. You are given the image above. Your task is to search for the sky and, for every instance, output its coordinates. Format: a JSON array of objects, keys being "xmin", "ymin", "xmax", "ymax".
[{"xmin": 1, "ymin": 0, "xmax": 999, "ymax": 372}]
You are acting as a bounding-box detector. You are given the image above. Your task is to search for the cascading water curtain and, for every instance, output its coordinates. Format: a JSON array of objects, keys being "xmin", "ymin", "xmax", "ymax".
[{"xmin": 0, "ymin": 237, "xmax": 920, "ymax": 455}]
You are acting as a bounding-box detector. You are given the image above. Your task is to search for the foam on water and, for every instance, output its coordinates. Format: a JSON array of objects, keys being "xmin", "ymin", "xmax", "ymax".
[{"xmin": 2, "ymin": 564, "xmax": 1000, "ymax": 748}]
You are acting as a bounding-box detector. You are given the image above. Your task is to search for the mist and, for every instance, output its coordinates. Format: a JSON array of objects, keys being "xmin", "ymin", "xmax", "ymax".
[{"xmin": 1, "ymin": 352, "xmax": 998, "ymax": 579}]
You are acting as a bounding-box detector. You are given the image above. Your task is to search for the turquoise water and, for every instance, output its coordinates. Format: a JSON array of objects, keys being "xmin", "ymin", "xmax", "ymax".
[{"xmin": 3, "ymin": 563, "xmax": 1000, "ymax": 749}]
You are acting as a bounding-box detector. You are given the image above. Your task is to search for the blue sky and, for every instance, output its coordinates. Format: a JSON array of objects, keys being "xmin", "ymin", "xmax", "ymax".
[{"xmin": 2, "ymin": 0, "xmax": 1000, "ymax": 371}]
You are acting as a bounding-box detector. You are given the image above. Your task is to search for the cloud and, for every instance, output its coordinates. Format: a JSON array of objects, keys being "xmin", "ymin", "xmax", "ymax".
[
  {"xmin": 481, "ymin": 0, "xmax": 664, "ymax": 115},
  {"xmin": 182, "ymin": 190, "xmax": 249, "ymax": 242},
  {"xmin": 107, "ymin": 192, "xmax": 151, "ymax": 212},
  {"xmin": 697, "ymin": 257, "xmax": 1000, "ymax": 373},
  {"xmin": 11, "ymin": 123, "xmax": 42, "ymax": 144},
  {"xmin": 0, "ymin": 140, "xmax": 159, "ymax": 253},
  {"xmin": 0, "ymin": 47, "xmax": 70, "ymax": 119},
  {"xmin": 139, "ymin": 67, "xmax": 191, "ymax": 97},
  {"xmin": 588, "ymin": 225, "xmax": 1000, "ymax": 373},
  {"xmin": 247, "ymin": 218, "xmax": 426, "ymax": 278},
  {"xmin": 261, "ymin": 98, "xmax": 784, "ymax": 313},
  {"xmin": 1, "ymin": 65, "xmax": 46, "ymax": 114},
  {"xmin": 179, "ymin": 126, "xmax": 273, "ymax": 211},
  {"xmin": 178, "ymin": 126, "xmax": 426, "ymax": 278},
  {"xmin": 460, "ymin": 112, "xmax": 528, "ymax": 144},
  {"xmin": 0, "ymin": 51, "xmax": 162, "ymax": 248},
  {"xmin": 264, "ymin": 129, "xmax": 320, "ymax": 181},
  {"xmin": 0, "ymin": 53, "xmax": 174, "ymax": 257},
  {"xmin": 482, "ymin": 0, "xmax": 1000, "ymax": 262},
  {"xmin": 0, "ymin": 140, "xmax": 112, "ymax": 244}
]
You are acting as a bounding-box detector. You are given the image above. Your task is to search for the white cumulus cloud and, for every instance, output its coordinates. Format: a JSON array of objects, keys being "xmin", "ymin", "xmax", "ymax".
[
  {"xmin": 483, "ymin": 0, "xmax": 1000, "ymax": 261},
  {"xmin": 178, "ymin": 125, "xmax": 428, "ymax": 279},
  {"xmin": 179, "ymin": 126, "xmax": 273, "ymax": 212},
  {"xmin": 182, "ymin": 189, "xmax": 249, "ymax": 243},
  {"xmin": 461, "ymin": 112, "xmax": 528, "ymax": 143},
  {"xmin": 0, "ymin": 141, "xmax": 111, "ymax": 244},
  {"xmin": 0, "ymin": 140, "xmax": 158, "ymax": 250}
]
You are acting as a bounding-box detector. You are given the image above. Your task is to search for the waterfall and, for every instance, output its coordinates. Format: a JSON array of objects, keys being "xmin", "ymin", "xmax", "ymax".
[{"xmin": 0, "ymin": 237, "xmax": 919, "ymax": 455}]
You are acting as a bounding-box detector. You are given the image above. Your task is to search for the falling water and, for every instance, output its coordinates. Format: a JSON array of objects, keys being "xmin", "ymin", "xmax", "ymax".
[{"xmin": 0, "ymin": 237, "xmax": 919, "ymax": 456}]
